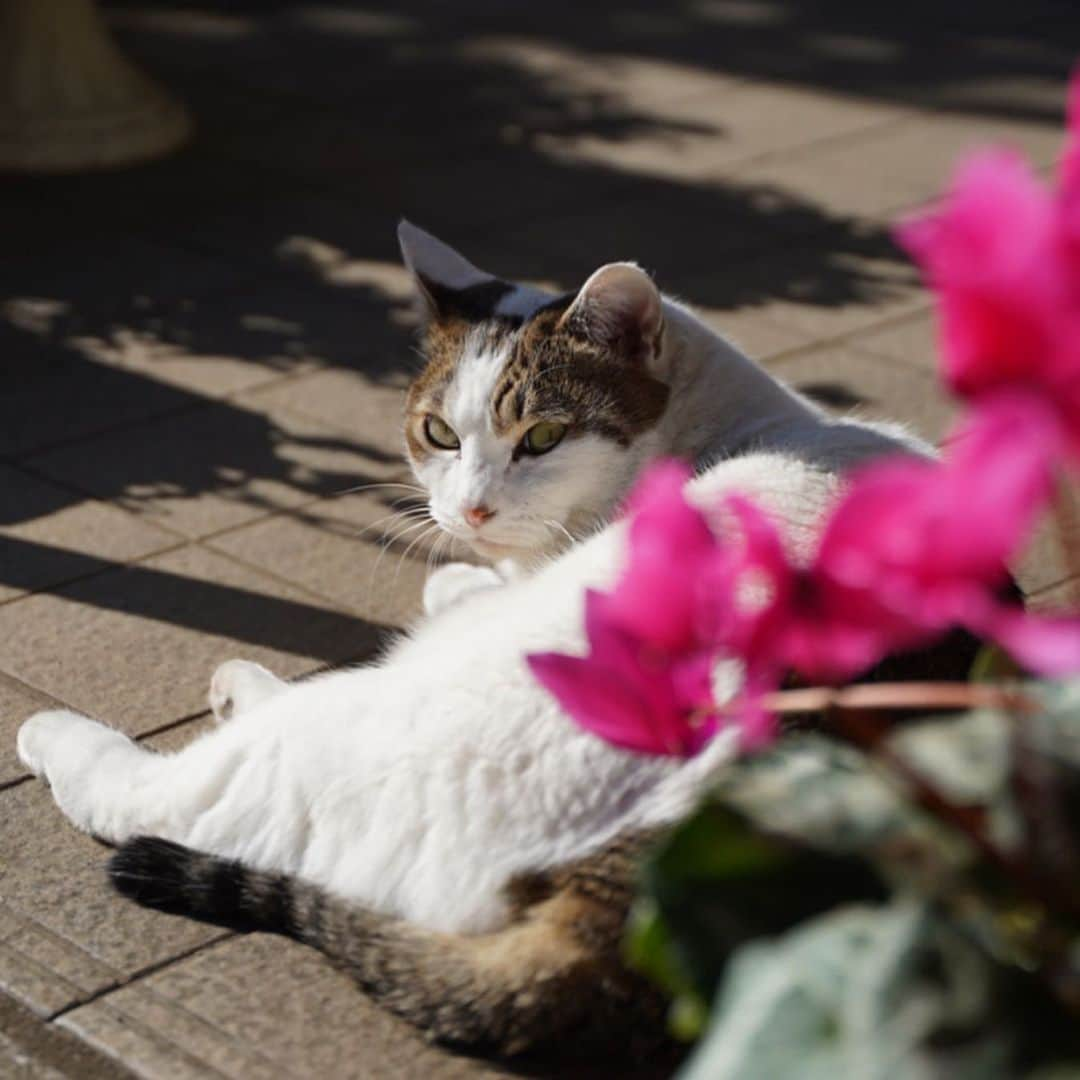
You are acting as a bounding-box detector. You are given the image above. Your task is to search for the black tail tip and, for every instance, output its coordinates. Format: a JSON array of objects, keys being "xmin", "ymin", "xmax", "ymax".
[{"xmin": 108, "ymin": 836, "xmax": 193, "ymax": 911}]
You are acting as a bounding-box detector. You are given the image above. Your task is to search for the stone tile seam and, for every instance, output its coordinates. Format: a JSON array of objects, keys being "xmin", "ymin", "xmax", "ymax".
[
  {"xmin": 2, "ymin": 654, "xmax": 369, "ymax": 790},
  {"xmin": 708, "ymin": 110, "xmax": 919, "ymax": 177},
  {"xmin": 729, "ymin": 301, "xmax": 932, "ymax": 367},
  {"xmin": 0, "ymin": 490, "xmax": 379, "ymax": 622},
  {"xmin": 47, "ymin": 933, "xmax": 234, "ymax": 1025},
  {"xmin": 1028, "ymin": 573, "xmax": 1080, "ymax": 602},
  {"xmin": 0, "ymin": 937, "xmax": 105, "ymax": 1003},
  {"xmin": 0, "ymin": 536, "xmax": 193, "ymax": 613},
  {"xmin": 5, "ymin": 381, "xmax": 410, "ymax": 556},
  {"xmin": 8, "ymin": 339, "xmax": 369, "ymax": 481},
  {"xmin": 56, "ymin": 961, "xmax": 283, "ymax": 1078},
  {"xmin": 57, "ymin": 999, "xmax": 236, "ymax": 1080},
  {"xmin": 3, "ymin": 398, "xmax": 211, "ymax": 470},
  {"xmin": 0, "ymin": 906, "xmax": 125, "ymax": 1000}
]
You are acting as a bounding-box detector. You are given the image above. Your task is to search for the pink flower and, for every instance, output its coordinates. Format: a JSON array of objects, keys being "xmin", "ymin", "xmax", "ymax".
[
  {"xmin": 816, "ymin": 396, "xmax": 1080, "ymax": 675},
  {"xmin": 897, "ymin": 82, "xmax": 1080, "ymax": 457},
  {"xmin": 602, "ymin": 460, "xmax": 719, "ymax": 652},
  {"xmin": 527, "ymin": 591, "xmax": 718, "ymax": 757},
  {"xmin": 710, "ymin": 396, "xmax": 1080, "ymax": 683},
  {"xmin": 528, "ymin": 461, "xmax": 766, "ymax": 756},
  {"xmin": 714, "ymin": 496, "xmax": 903, "ymax": 687}
]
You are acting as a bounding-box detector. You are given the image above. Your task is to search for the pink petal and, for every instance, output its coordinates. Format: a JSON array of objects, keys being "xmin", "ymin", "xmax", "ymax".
[
  {"xmin": 723, "ymin": 495, "xmax": 790, "ymax": 580},
  {"xmin": 897, "ymin": 150, "xmax": 1060, "ymax": 398},
  {"xmin": 608, "ymin": 461, "xmax": 717, "ymax": 651},
  {"xmin": 526, "ymin": 652, "xmax": 673, "ymax": 755},
  {"xmin": 975, "ymin": 606, "xmax": 1080, "ymax": 677}
]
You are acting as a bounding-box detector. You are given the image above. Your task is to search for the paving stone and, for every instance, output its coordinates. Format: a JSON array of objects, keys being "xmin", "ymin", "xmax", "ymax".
[
  {"xmin": 59, "ymin": 934, "xmax": 577, "ymax": 1079},
  {"xmin": 26, "ymin": 396, "xmax": 393, "ymax": 541},
  {"xmin": 62, "ymin": 323, "xmax": 318, "ymax": 403},
  {"xmin": 0, "ymin": 781, "xmax": 226, "ymax": 1018},
  {"xmin": 731, "ymin": 110, "xmax": 1066, "ymax": 219},
  {"xmin": 460, "ymin": 34, "xmax": 747, "ymax": 111},
  {"xmin": 1016, "ymin": 480, "xmax": 1080, "ymax": 599},
  {"xmin": 58, "ymin": 265, "xmax": 416, "ymax": 399},
  {"xmin": 532, "ymin": 81, "xmax": 907, "ymax": 184},
  {"xmin": 848, "ymin": 311, "xmax": 938, "ymax": 370},
  {"xmin": 0, "ymin": 329, "xmax": 199, "ymax": 462},
  {"xmin": 1028, "ymin": 575, "xmax": 1080, "ymax": 612},
  {"xmin": 0, "ymin": 239, "xmax": 253, "ymax": 314},
  {"xmin": 244, "ymin": 366, "xmax": 411, "ymax": 455},
  {"xmin": 733, "ymin": 250, "xmax": 930, "ymax": 342},
  {"xmin": 764, "ymin": 344, "xmax": 955, "ymax": 443},
  {"xmin": 0, "ymin": 545, "xmax": 382, "ymax": 735},
  {"xmin": 0, "ymin": 1024, "xmax": 67, "ymax": 1079},
  {"xmin": 0, "ymin": 908, "xmax": 122, "ymax": 1019},
  {"xmin": 690, "ymin": 302, "xmax": 818, "ymax": 361},
  {"xmin": 207, "ymin": 491, "xmax": 432, "ymax": 627},
  {"xmin": 0, "ymin": 467, "xmax": 177, "ymax": 605},
  {"xmin": 0, "ymin": 993, "xmax": 134, "ymax": 1080}
]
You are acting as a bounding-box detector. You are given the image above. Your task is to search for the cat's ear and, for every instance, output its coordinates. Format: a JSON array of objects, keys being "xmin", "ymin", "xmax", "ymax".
[
  {"xmin": 558, "ymin": 262, "xmax": 663, "ymax": 366},
  {"xmin": 397, "ymin": 220, "xmax": 496, "ymax": 320}
]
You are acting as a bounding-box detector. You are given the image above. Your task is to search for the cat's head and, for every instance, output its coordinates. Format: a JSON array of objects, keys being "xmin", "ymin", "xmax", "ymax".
[{"xmin": 399, "ymin": 221, "xmax": 671, "ymax": 563}]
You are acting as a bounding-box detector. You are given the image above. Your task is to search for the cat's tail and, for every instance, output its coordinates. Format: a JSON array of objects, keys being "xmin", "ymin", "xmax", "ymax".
[{"xmin": 108, "ymin": 834, "xmax": 666, "ymax": 1058}]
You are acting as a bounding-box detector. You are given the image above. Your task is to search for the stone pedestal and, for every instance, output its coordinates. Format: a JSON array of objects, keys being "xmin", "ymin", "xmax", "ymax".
[{"xmin": 0, "ymin": 0, "xmax": 192, "ymax": 172}]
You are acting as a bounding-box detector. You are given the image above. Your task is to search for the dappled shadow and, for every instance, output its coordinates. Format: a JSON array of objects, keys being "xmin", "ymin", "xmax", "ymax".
[
  {"xmin": 0, "ymin": 536, "xmax": 390, "ymax": 659},
  {"xmin": 0, "ymin": 0, "xmax": 1073, "ymax": 648}
]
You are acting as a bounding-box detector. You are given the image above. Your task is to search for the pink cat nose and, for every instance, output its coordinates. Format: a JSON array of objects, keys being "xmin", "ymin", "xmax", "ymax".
[{"xmin": 464, "ymin": 505, "xmax": 496, "ymax": 528}]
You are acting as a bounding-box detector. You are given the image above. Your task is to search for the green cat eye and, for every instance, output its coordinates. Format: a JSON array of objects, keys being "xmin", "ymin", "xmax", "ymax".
[
  {"xmin": 424, "ymin": 414, "xmax": 460, "ymax": 451},
  {"xmin": 521, "ymin": 421, "xmax": 567, "ymax": 456}
]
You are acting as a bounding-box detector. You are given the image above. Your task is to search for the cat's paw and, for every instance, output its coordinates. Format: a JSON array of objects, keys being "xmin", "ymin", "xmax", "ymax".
[
  {"xmin": 209, "ymin": 659, "xmax": 287, "ymax": 723},
  {"xmin": 422, "ymin": 563, "xmax": 503, "ymax": 617},
  {"xmin": 17, "ymin": 709, "xmax": 122, "ymax": 780}
]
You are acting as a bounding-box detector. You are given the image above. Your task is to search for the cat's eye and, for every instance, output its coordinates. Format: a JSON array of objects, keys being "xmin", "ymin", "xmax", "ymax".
[
  {"xmin": 424, "ymin": 415, "xmax": 460, "ymax": 451},
  {"xmin": 521, "ymin": 421, "xmax": 567, "ymax": 456}
]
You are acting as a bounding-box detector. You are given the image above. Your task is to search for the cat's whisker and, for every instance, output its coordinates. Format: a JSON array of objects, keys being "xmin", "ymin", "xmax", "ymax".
[
  {"xmin": 393, "ymin": 523, "xmax": 443, "ymax": 585},
  {"xmin": 331, "ymin": 480, "xmax": 427, "ymax": 499},
  {"xmin": 543, "ymin": 518, "xmax": 576, "ymax": 548},
  {"xmin": 366, "ymin": 515, "xmax": 436, "ymax": 602},
  {"xmin": 426, "ymin": 528, "xmax": 452, "ymax": 580},
  {"xmin": 349, "ymin": 506, "xmax": 431, "ymax": 543},
  {"xmin": 378, "ymin": 515, "xmax": 436, "ymax": 552}
]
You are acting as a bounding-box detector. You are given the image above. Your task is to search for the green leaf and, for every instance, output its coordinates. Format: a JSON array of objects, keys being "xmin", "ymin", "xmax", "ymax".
[
  {"xmin": 637, "ymin": 798, "xmax": 883, "ymax": 1004},
  {"xmin": 625, "ymin": 897, "xmax": 709, "ymax": 1041},
  {"xmin": 678, "ymin": 902, "xmax": 1004, "ymax": 1080}
]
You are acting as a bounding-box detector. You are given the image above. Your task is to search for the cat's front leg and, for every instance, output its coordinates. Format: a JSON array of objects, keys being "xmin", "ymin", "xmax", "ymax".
[
  {"xmin": 422, "ymin": 562, "xmax": 503, "ymax": 617},
  {"xmin": 17, "ymin": 710, "xmax": 161, "ymax": 841},
  {"xmin": 209, "ymin": 659, "xmax": 288, "ymax": 723}
]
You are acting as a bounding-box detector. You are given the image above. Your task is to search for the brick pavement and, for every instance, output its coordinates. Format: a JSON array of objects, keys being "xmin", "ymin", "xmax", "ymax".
[{"xmin": 2, "ymin": 2, "xmax": 1078, "ymax": 1075}]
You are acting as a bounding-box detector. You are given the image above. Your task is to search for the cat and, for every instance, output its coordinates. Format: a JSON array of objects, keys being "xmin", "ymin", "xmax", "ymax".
[
  {"xmin": 17, "ymin": 224, "xmax": 940, "ymax": 1058},
  {"xmin": 397, "ymin": 220, "xmax": 919, "ymax": 619}
]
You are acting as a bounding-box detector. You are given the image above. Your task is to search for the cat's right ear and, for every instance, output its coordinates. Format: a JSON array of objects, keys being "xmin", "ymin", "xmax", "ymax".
[
  {"xmin": 558, "ymin": 262, "xmax": 664, "ymax": 368},
  {"xmin": 397, "ymin": 220, "xmax": 497, "ymax": 322}
]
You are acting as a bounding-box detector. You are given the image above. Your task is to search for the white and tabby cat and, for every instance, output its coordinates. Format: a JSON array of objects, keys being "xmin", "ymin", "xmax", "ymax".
[{"xmin": 17, "ymin": 224, "xmax": 941, "ymax": 1056}]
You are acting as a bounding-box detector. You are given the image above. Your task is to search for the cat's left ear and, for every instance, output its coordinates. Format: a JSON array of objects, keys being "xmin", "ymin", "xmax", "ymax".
[
  {"xmin": 398, "ymin": 220, "xmax": 499, "ymax": 322},
  {"xmin": 558, "ymin": 262, "xmax": 664, "ymax": 368}
]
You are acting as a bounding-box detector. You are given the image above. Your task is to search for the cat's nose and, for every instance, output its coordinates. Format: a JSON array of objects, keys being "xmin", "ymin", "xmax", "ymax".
[{"xmin": 464, "ymin": 505, "xmax": 496, "ymax": 529}]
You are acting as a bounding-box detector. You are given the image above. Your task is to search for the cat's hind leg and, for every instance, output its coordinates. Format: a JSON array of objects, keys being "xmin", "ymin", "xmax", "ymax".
[
  {"xmin": 16, "ymin": 706, "xmax": 281, "ymax": 850},
  {"xmin": 209, "ymin": 659, "xmax": 288, "ymax": 723},
  {"xmin": 17, "ymin": 709, "xmax": 166, "ymax": 842}
]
